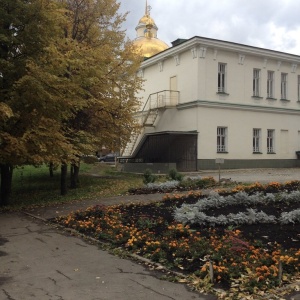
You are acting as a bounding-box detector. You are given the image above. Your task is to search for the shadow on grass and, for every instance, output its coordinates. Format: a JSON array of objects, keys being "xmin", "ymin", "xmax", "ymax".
[{"xmin": 4, "ymin": 163, "xmax": 143, "ymax": 209}]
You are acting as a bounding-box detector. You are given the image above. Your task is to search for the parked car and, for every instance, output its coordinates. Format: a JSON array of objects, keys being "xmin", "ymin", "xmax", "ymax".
[{"xmin": 98, "ymin": 153, "xmax": 118, "ymax": 162}]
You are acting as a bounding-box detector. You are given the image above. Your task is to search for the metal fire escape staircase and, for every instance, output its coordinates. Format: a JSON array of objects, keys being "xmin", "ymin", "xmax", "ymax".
[{"xmin": 122, "ymin": 90, "xmax": 179, "ymax": 158}]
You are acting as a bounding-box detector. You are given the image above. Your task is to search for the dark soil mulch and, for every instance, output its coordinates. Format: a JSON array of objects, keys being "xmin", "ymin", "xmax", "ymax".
[
  {"xmin": 127, "ymin": 186, "xmax": 195, "ymax": 195},
  {"xmin": 120, "ymin": 196, "xmax": 300, "ymax": 250}
]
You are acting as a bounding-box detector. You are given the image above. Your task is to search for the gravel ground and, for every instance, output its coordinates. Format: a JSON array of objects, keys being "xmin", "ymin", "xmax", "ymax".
[{"xmin": 195, "ymin": 168, "xmax": 300, "ymax": 184}]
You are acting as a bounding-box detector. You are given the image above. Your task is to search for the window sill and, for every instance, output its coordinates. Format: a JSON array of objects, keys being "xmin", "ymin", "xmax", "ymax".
[
  {"xmin": 217, "ymin": 151, "xmax": 228, "ymax": 154},
  {"xmin": 253, "ymin": 152, "xmax": 263, "ymax": 154},
  {"xmin": 252, "ymin": 96, "xmax": 263, "ymax": 99},
  {"xmin": 280, "ymin": 99, "xmax": 290, "ymax": 102},
  {"xmin": 217, "ymin": 92, "xmax": 229, "ymax": 96},
  {"xmin": 266, "ymin": 97, "xmax": 277, "ymax": 100},
  {"xmin": 267, "ymin": 152, "xmax": 276, "ymax": 154}
]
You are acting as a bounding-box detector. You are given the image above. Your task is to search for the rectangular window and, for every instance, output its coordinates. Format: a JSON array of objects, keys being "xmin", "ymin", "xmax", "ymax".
[
  {"xmin": 267, "ymin": 129, "xmax": 275, "ymax": 153},
  {"xmin": 267, "ymin": 71, "xmax": 274, "ymax": 98},
  {"xmin": 298, "ymin": 75, "xmax": 300, "ymax": 101},
  {"xmin": 253, "ymin": 128, "xmax": 261, "ymax": 153},
  {"xmin": 253, "ymin": 69, "xmax": 260, "ymax": 97},
  {"xmin": 218, "ymin": 63, "xmax": 226, "ymax": 93},
  {"xmin": 281, "ymin": 73, "xmax": 288, "ymax": 99},
  {"xmin": 217, "ymin": 127, "xmax": 227, "ymax": 152}
]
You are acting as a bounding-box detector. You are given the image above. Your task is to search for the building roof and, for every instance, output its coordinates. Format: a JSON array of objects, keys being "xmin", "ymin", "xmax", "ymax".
[{"xmin": 140, "ymin": 35, "xmax": 300, "ymax": 67}]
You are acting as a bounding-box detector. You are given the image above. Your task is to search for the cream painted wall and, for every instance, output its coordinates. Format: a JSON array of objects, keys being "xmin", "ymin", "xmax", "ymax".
[
  {"xmin": 134, "ymin": 37, "xmax": 300, "ymax": 162},
  {"xmin": 139, "ymin": 42, "xmax": 300, "ymax": 108},
  {"xmin": 139, "ymin": 50, "xmax": 200, "ymax": 106},
  {"xmin": 151, "ymin": 105, "xmax": 300, "ymax": 160},
  {"xmin": 154, "ymin": 108, "xmax": 198, "ymax": 132},
  {"xmin": 195, "ymin": 106, "xmax": 300, "ymax": 160}
]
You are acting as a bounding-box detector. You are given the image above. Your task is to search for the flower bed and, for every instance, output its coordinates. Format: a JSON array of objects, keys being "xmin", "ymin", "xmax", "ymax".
[
  {"xmin": 54, "ymin": 181, "xmax": 300, "ymax": 299},
  {"xmin": 174, "ymin": 190, "xmax": 300, "ymax": 226},
  {"xmin": 128, "ymin": 176, "xmax": 217, "ymax": 194}
]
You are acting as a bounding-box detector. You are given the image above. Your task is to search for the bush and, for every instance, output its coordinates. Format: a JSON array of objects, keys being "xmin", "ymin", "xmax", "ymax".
[
  {"xmin": 168, "ymin": 168, "xmax": 183, "ymax": 182},
  {"xmin": 198, "ymin": 176, "xmax": 217, "ymax": 188},
  {"xmin": 179, "ymin": 176, "xmax": 216, "ymax": 189},
  {"xmin": 143, "ymin": 169, "xmax": 157, "ymax": 184}
]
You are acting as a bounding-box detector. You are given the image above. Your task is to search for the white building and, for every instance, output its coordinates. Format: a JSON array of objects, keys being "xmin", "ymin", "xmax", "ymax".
[{"xmin": 123, "ymin": 5, "xmax": 300, "ymax": 172}]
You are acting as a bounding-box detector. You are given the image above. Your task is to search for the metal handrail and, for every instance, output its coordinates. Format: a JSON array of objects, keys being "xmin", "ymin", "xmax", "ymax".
[
  {"xmin": 122, "ymin": 90, "xmax": 180, "ymax": 156},
  {"xmin": 140, "ymin": 90, "xmax": 179, "ymax": 112}
]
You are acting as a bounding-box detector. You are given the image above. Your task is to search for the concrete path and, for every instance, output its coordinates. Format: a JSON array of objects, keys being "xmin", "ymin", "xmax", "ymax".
[
  {"xmin": 0, "ymin": 213, "xmax": 216, "ymax": 300},
  {"xmin": 199, "ymin": 167, "xmax": 300, "ymax": 184}
]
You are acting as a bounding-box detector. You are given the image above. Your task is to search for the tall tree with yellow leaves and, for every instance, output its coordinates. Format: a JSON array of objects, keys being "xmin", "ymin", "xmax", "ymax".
[
  {"xmin": 0, "ymin": 0, "xmax": 143, "ymax": 204},
  {"xmin": 0, "ymin": 0, "xmax": 79, "ymax": 204},
  {"xmin": 58, "ymin": 0, "xmax": 143, "ymax": 190}
]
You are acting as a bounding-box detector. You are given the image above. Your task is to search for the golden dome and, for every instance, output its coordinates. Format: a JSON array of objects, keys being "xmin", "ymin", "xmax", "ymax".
[
  {"xmin": 139, "ymin": 14, "xmax": 156, "ymax": 26},
  {"xmin": 138, "ymin": 0, "xmax": 156, "ymax": 26},
  {"xmin": 133, "ymin": 37, "xmax": 169, "ymax": 58},
  {"xmin": 133, "ymin": 1, "xmax": 169, "ymax": 58}
]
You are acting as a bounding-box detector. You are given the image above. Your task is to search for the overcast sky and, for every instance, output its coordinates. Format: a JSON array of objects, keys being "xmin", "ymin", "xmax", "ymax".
[{"xmin": 119, "ymin": 0, "xmax": 300, "ymax": 55}]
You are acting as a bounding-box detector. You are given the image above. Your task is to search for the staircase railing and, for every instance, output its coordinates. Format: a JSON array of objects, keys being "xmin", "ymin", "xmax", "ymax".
[
  {"xmin": 121, "ymin": 90, "xmax": 179, "ymax": 156},
  {"xmin": 141, "ymin": 90, "xmax": 179, "ymax": 114}
]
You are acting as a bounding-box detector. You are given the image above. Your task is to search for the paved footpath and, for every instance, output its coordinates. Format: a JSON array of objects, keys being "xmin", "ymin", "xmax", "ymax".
[
  {"xmin": 1, "ymin": 168, "xmax": 300, "ymax": 300},
  {"xmin": 195, "ymin": 167, "xmax": 300, "ymax": 184},
  {"xmin": 0, "ymin": 212, "xmax": 217, "ymax": 300}
]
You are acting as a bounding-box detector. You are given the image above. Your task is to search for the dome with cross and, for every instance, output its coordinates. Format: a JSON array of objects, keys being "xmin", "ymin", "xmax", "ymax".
[{"xmin": 132, "ymin": 1, "xmax": 169, "ymax": 58}]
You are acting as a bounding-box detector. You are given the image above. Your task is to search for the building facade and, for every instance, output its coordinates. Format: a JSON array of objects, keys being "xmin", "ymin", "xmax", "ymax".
[{"xmin": 124, "ymin": 5, "xmax": 300, "ymax": 172}]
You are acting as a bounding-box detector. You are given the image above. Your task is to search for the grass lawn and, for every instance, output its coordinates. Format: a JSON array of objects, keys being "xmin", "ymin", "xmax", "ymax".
[{"xmin": 5, "ymin": 162, "xmax": 143, "ymax": 209}]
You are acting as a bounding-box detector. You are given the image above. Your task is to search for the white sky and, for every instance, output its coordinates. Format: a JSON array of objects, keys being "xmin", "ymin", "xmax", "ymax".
[{"xmin": 119, "ymin": 0, "xmax": 300, "ymax": 55}]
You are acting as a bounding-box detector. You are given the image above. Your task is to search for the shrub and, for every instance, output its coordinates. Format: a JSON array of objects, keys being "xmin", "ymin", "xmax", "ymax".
[
  {"xmin": 180, "ymin": 176, "xmax": 216, "ymax": 190},
  {"xmin": 168, "ymin": 168, "xmax": 183, "ymax": 182},
  {"xmin": 197, "ymin": 176, "xmax": 216, "ymax": 188},
  {"xmin": 143, "ymin": 169, "xmax": 157, "ymax": 184}
]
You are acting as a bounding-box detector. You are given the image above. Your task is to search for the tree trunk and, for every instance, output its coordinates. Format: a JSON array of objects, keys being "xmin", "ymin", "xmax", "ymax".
[
  {"xmin": 70, "ymin": 163, "xmax": 80, "ymax": 189},
  {"xmin": 49, "ymin": 162, "xmax": 54, "ymax": 178},
  {"xmin": 60, "ymin": 163, "xmax": 68, "ymax": 196},
  {"xmin": 0, "ymin": 163, "xmax": 13, "ymax": 206}
]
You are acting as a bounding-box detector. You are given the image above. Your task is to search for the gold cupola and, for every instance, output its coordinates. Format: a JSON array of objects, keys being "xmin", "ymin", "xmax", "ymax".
[{"xmin": 133, "ymin": 1, "xmax": 169, "ymax": 58}]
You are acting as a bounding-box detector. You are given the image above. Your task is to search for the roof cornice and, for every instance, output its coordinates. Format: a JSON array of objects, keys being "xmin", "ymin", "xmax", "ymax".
[
  {"xmin": 141, "ymin": 36, "xmax": 300, "ymax": 68},
  {"xmin": 177, "ymin": 100, "xmax": 300, "ymax": 115}
]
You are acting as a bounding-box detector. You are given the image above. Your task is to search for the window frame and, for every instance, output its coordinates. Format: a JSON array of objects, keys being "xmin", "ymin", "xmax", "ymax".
[
  {"xmin": 267, "ymin": 71, "xmax": 274, "ymax": 98},
  {"xmin": 217, "ymin": 127, "xmax": 227, "ymax": 153},
  {"xmin": 253, "ymin": 128, "xmax": 261, "ymax": 153},
  {"xmin": 281, "ymin": 73, "xmax": 288, "ymax": 100},
  {"xmin": 267, "ymin": 129, "xmax": 275, "ymax": 153},
  {"xmin": 253, "ymin": 69, "xmax": 261, "ymax": 97},
  {"xmin": 218, "ymin": 63, "xmax": 226, "ymax": 93},
  {"xmin": 298, "ymin": 75, "xmax": 300, "ymax": 101}
]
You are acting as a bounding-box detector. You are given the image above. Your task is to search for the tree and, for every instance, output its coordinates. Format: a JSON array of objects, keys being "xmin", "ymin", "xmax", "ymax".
[
  {"xmin": 0, "ymin": 0, "xmax": 143, "ymax": 204},
  {"xmin": 58, "ymin": 0, "xmax": 143, "ymax": 189},
  {"xmin": 0, "ymin": 0, "xmax": 77, "ymax": 204}
]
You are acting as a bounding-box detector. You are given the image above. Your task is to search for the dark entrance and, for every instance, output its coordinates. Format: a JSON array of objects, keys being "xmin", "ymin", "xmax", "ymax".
[{"xmin": 134, "ymin": 132, "xmax": 198, "ymax": 172}]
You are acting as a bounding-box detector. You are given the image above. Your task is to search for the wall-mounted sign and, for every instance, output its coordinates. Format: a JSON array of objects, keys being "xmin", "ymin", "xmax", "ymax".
[{"xmin": 215, "ymin": 158, "xmax": 224, "ymax": 164}]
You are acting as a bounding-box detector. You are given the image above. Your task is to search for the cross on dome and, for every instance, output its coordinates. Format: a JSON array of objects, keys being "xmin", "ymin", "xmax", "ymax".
[
  {"xmin": 146, "ymin": 5, "xmax": 152, "ymax": 16},
  {"xmin": 133, "ymin": 1, "xmax": 169, "ymax": 58}
]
